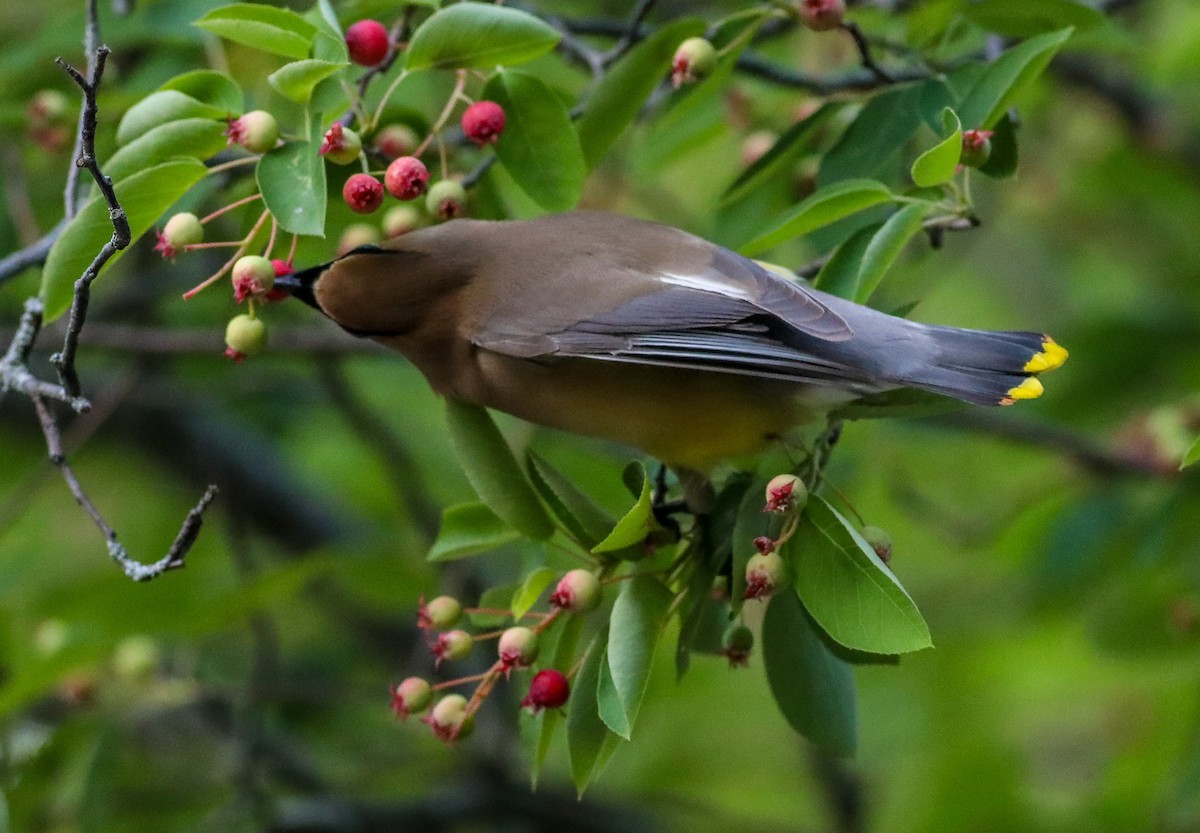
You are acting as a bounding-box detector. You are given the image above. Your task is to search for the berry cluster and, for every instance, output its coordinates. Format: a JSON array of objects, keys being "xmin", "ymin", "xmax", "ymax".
[{"xmin": 391, "ymin": 570, "xmax": 601, "ymax": 744}]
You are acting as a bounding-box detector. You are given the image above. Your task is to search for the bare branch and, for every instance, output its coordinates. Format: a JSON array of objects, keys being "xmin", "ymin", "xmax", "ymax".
[
  {"xmin": 841, "ymin": 20, "xmax": 894, "ymax": 84},
  {"xmin": 601, "ymin": 0, "xmax": 657, "ymax": 67},
  {"xmin": 0, "ymin": 220, "xmax": 66, "ymax": 287}
]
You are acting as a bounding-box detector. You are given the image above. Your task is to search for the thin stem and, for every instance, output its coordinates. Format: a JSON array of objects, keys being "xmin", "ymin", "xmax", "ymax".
[
  {"xmin": 368, "ymin": 69, "xmax": 410, "ymax": 132},
  {"xmin": 200, "ymin": 193, "xmax": 262, "ymax": 224},
  {"xmin": 413, "ymin": 70, "xmax": 468, "ymax": 158},
  {"xmin": 182, "ymin": 209, "xmax": 270, "ymax": 299}
]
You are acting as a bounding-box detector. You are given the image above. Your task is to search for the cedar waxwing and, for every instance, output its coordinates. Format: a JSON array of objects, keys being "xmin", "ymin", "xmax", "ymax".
[{"xmin": 277, "ymin": 211, "xmax": 1067, "ymax": 469}]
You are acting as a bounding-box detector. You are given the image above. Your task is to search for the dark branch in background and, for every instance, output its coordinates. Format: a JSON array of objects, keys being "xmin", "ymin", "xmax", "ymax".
[
  {"xmin": 841, "ymin": 21, "xmax": 894, "ymax": 84},
  {"xmin": 0, "ymin": 221, "xmax": 65, "ymax": 287},
  {"xmin": 0, "ymin": 3, "xmax": 218, "ymax": 581},
  {"xmin": 601, "ymin": 0, "xmax": 657, "ymax": 68}
]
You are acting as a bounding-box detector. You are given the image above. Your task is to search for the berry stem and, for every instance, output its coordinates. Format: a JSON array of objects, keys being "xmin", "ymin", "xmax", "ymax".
[
  {"xmin": 368, "ymin": 69, "xmax": 410, "ymax": 131},
  {"xmin": 200, "ymin": 193, "xmax": 263, "ymax": 225},
  {"xmin": 206, "ymin": 156, "xmax": 259, "ymax": 176},
  {"xmin": 264, "ymin": 217, "xmax": 278, "ymax": 257},
  {"xmin": 285, "ymin": 233, "xmax": 299, "ymax": 265},
  {"xmin": 432, "ymin": 671, "xmax": 492, "ymax": 690},
  {"xmin": 182, "ymin": 209, "xmax": 270, "ymax": 300},
  {"xmin": 183, "ymin": 241, "xmax": 243, "ymax": 251},
  {"xmin": 413, "ymin": 70, "xmax": 468, "ymax": 158}
]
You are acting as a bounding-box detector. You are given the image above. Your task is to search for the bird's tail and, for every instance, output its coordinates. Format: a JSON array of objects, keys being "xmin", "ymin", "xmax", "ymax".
[{"xmin": 895, "ymin": 325, "xmax": 1068, "ymax": 406}]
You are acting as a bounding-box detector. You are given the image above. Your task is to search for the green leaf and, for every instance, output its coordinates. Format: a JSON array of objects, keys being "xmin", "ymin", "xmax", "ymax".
[
  {"xmin": 762, "ymin": 588, "xmax": 857, "ymax": 755},
  {"xmin": 512, "ymin": 566, "xmax": 557, "ymax": 619},
  {"xmin": 427, "ymin": 502, "xmax": 521, "ymax": 561},
  {"xmin": 269, "ymin": 60, "xmax": 347, "ymax": 105},
  {"xmin": 444, "ymin": 400, "xmax": 553, "ymax": 541},
  {"xmin": 812, "ymin": 223, "xmax": 879, "ymax": 300},
  {"xmin": 527, "ymin": 613, "xmax": 584, "ymax": 787},
  {"xmin": 911, "ymin": 107, "xmax": 963, "ymax": 187},
  {"xmin": 568, "ymin": 637, "xmax": 622, "ymax": 795},
  {"xmin": 964, "ymin": 0, "xmax": 1103, "ymax": 38},
  {"xmin": 740, "ymin": 179, "xmax": 894, "ymax": 256},
  {"xmin": 855, "ymin": 203, "xmax": 928, "ymax": 303},
  {"xmin": 957, "ymin": 28, "xmax": 1074, "ymax": 129},
  {"xmin": 978, "ymin": 112, "xmax": 1019, "ymax": 179},
  {"xmin": 194, "ymin": 3, "xmax": 318, "ymax": 60},
  {"xmin": 1182, "ymin": 437, "xmax": 1200, "ymax": 470},
  {"xmin": 159, "ymin": 70, "xmax": 244, "ymax": 114},
  {"xmin": 405, "ymin": 2, "xmax": 560, "ymax": 70},
  {"xmin": 256, "ymin": 131, "xmax": 326, "ymax": 237},
  {"xmin": 106, "ymin": 119, "xmax": 228, "ymax": 183},
  {"xmin": 577, "ymin": 18, "xmax": 706, "ymax": 169},
  {"xmin": 316, "ymin": 0, "xmax": 343, "ymax": 39},
  {"xmin": 482, "ymin": 71, "xmax": 585, "ymax": 213},
  {"xmin": 600, "ymin": 576, "xmax": 672, "ymax": 739},
  {"xmin": 789, "ymin": 497, "xmax": 932, "ymax": 654},
  {"xmin": 525, "ymin": 451, "xmax": 615, "ymax": 548},
  {"xmin": 116, "ymin": 91, "xmax": 227, "ymax": 146},
  {"xmin": 819, "ymin": 80, "xmax": 955, "ymax": 185},
  {"xmin": 591, "ymin": 467, "xmax": 654, "ymax": 554},
  {"xmin": 722, "ymin": 102, "xmax": 842, "ymax": 207},
  {"xmin": 469, "ymin": 584, "xmax": 519, "ymax": 627},
  {"xmin": 40, "ymin": 159, "xmax": 208, "ymax": 322}
]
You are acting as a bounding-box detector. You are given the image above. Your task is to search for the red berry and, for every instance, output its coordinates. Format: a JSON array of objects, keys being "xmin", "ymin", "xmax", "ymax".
[
  {"xmin": 345, "ymin": 19, "xmax": 390, "ymax": 66},
  {"xmin": 753, "ymin": 536, "xmax": 775, "ymax": 555},
  {"xmin": 384, "ymin": 156, "xmax": 429, "ymax": 201},
  {"xmin": 960, "ymin": 128, "xmax": 994, "ymax": 168},
  {"xmin": 797, "ymin": 0, "xmax": 845, "ymax": 31},
  {"xmin": 343, "ymin": 173, "xmax": 383, "ymax": 214},
  {"xmin": 461, "ymin": 101, "xmax": 506, "ymax": 146},
  {"xmin": 521, "ymin": 669, "xmax": 570, "ymax": 712}
]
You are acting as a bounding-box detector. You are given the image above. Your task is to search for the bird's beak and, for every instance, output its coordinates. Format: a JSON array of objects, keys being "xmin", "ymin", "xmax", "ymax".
[{"xmin": 273, "ymin": 263, "xmax": 326, "ymax": 310}]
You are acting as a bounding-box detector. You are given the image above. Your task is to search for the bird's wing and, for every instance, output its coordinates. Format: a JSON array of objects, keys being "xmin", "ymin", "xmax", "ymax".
[{"xmin": 473, "ymin": 234, "xmax": 874, "ymax": 388}]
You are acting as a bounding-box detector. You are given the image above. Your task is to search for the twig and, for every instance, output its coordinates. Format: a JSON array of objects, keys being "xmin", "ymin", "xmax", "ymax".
[
  {"xmin": 64, "ymin": 0, "xmax": 102, "ymax": 217},
  {"xmin": 0, "ymin": 220, "xmax": 67, "ymax": 287},
  {"xmin": 601, "ymin": 0, "xmax": 657, "ymax": 67},
  {"xmin": 841, "ymin": 21, "xmax": 894, "ymax": 84}
]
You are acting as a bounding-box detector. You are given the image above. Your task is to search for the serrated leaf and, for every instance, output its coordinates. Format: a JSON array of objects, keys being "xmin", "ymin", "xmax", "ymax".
[
  {"xmin": 526, "ymin": 451, "xmax": 615, "ymax": 548},
  {"xmin": 444, "ymin": 400, "xmax": 553, "ymax": 541},
  {"xmin": 116, "ymin": 90, "xmax": 228, "ymax": 146},
  {"xmin": 790, "ymin": 497, "xmax": 932, "ymax": 654},
  {"xmin": 1182, "ymin": 437, "xmax": 1200, "ymax": 470},
  {"xmin": 106, "ymin": 118, "xmax": 228, "ymax": 183},
  {"xmin": 256, "ymin": 117, "xmax": 326, "ymax": 237},
  {"xmin": 194, "ymin": 3, "xmax": 318, "ymax": 60},
  {"xmin": 483, "ymin": 71, "xmax": 585, "ymax": 213},
  {"xmin": 957, "ymin": 28, "xmax": 1074, "ymax": 129},
  {"xmin": 722, "ymin": 102, "xmax": 842, "ymax": 206},
  {"xmin": 39, "ymin": 159, "xmax": 208, "ymax": 322},
  {"xmin": 911, "ymin": 107, "xmax": 962, "ymax": 187},
  {"xmin": 159, "ymin": 70, "xmax": 244, "ymax": 114},
  {"xmin": 813, "ymin": 223, "xmax": 879, "ymax": 300},
  {"xmin": 405, "ymin": 2, "xmax": 560, "ymax": 70},
  {"xmin": 568, "ymin": 637, "xmax": 621, "ymax": 795},
  {"xmin": 427, "ymin": 502, "xmax": 521, "ymax": 561},
  {"xmin": 512, "ymin": 566, "xmax": 557, "ymax": 619},
  {"xmin": 576, "ymin": 18, "xmax": 706, "ymax": 169},
  {"xmin": 591, "ymin": 468, "xmax": 654, "ymax": 554},
  {"xmin": 762, "ymin": 588, "xmax": 857, "ymax": 754},
  {"xmin": 855, "ymin": 203, "xmax": 928, "ymax": 303},
  {"xmin": 964, "ymin": 0, "xmax": 1103, "ymax": 37},
  {"xmin": 599, "ymin": 576, "xmax": 672, "ymax": 739},
  {"xmin": 269, "ymin": 59, "xmax": 347, "ymax": 105},
  {"xmin": 740, "ymin": 179, "xmax": 894, "ymax": 256}
]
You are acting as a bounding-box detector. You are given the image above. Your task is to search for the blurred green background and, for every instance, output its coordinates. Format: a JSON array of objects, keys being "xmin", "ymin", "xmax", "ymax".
[{"xmin": 2, "ymin": 0, "xmax": 1200, "ymax": 830}]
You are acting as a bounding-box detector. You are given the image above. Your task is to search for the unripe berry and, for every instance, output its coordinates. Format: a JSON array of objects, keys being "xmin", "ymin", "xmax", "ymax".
[
  {"xmin": 224, "ymin": 314, "xmax": 267, "ymax": 362},
  {"xmin": 426, "ymin": 180, "xmax": 466, "ymax": 221},
  {"xmin": 461, "ymin": 100, "xmax": 506, "ymax": 146},
  {"xmin": 797, "ymin": 0, "xmax": 846, "ymax": 31},
  {"xmin": 226, "ymin": 110, "xmax": 279, "ymax": 153},
  {"xmin": 721, "ymin": 623, "xmax": 754, "ymax": 667},
  {"xmin": 337, "ymin": 223, "xmax": 381, "ymax": 256},
  {"xmin": 550, "ymin": 569, "xmax": 601, "ymax": 614},
  {"xmin": 421, "ymin": 595, "xmax": 463, "ymax": 630},
  {"xmin": 433, "ymin": 629, "xmax": 473, "ymax": 666},
  {"xmin": 764, "ymin": 474, "xmax": 807, "ymax": 513},
  {"xmin": 498, "ymin": 626, "xmax": 539, "ymax": 670},
  {"xmin": 384, "ymin": 156, "xmax": 429, "ymax": 201},
  {"xmin": 390, "ymin": 676, "xmax": 433, "ymax": 719},
  {"xmin": 153, "ymin": 212, "xmax": 203, "ymax": 258},
  {"xmin": 112, "ymin": 635, "xmax": 160, "ymax": 682},
  {"xmin": 744, "ymin": 551, "xmax": 786, "ymax": 601},
  {"xmin": 320, "ymin": 123, "xmax": 362, "ymax": 165},
  {"xmin": 345, "ymin": 19, "xmax": 390, "ymax": 67},
  {"xmin": 426, "ymin": 693, "xmax": 475, "ymax": 742},
  {"xmin": 860, "ymin": 525, "xmax": 893, "ymax": 566},
  {"xmin": 671, "ymin": 37, "xmax": 718, "ymax": 88},
  {"xmin": 343, "ymin": 173, "xmax": 384, "ymax": 214},
  {"xmin": 521, "ymin": 669, "xmax": 570, "ymax": 712},
  {"xmin": 27, "ymin": 89, "xmax": 69, "ymax": 124},
  {"xmin": 960, "ymin": 128, "xmax": 994, "ymax": 168},
  {"xmin": 742, "ymin": 130, "xmax": 777, "ymax": 167},
  {"xmin": 383, "ymin": 205, "xmax": 420, "ymax": 238},
  {"xmin": 231, "ymin": 254, "xmax": 275, "ymax": 302},
  {"xmin": 374, "ymin": 123, "xmax": 419, "ymax": 159}
]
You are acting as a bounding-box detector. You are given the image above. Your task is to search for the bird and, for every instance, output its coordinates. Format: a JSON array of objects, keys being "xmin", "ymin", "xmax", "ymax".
[{"xmin": 275, "ymin": 211, "xmax": 1067, "ymax": 470}]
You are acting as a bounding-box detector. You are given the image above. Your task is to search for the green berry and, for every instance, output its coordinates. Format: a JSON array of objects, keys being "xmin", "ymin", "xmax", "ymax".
[
  {"xmin": 225, "ymin": 314, "xmax": 267, "ymax": 357},
  {"xmin": 426, "ymin": 180, "xmax": 466, "ymax": 221}
]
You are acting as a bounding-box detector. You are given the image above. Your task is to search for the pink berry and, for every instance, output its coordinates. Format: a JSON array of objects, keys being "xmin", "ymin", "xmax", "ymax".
[
  {"xmin": 497, "ymin": 626, "xmax": 539, "ymax": 672},
  {"xmin": 764, "ymin": 474, "xmax": 806, "ymax": 513},
  {"xmin": 521, "ymin": 669, "xmax": 570, "ymax": 712},
  {"xmin": 226, "ymin": 110, "xmax": 279, "ymax": 154},
  {"xmin": 231, "ymin": 255, "xmax": 276, "ymax": 302},
  {"xmin": 389, "ymin": 677, "xmax": 432, "ymax": 720},
  {"xmin": 374, "ymin": 123, "xmax": 419, "ymax": 159},
  {"xmin": 320, "ymin": 123, "xmax": 362, "ymax": 165},
  {"xmin": 419, "ymin": 595, "xmax": 463, "ymax": 630},
  {"xmin": 550, "ymin": 569, "xmax": 601, "ymax": 614},
  {"xmin": 343, "ymin": 173, "xmax": 383, "ymax": 214},
  {"xmin": 960, "ymin": 129, "xmax": 994, "ymax": 168},
  {"xmin": 425, "ymin": 694, "xmax": 474, "ymax": 742},
  {"xmin": 345, "ymin": 19, "xmax": 390, "ymax": 66},
  {"xmin": 384, "ymin": 156, "xmax": 429, "ymax": 201},
  {"xmin": 798, "ymin": 0, "xmax": 845, "ymax": 31},
  {"xmin": 744, "ymin": 552, "xmax": 786, "ymax": 601},
  {"xmin": 461, "ymin": 101, "xmax": 506, "ymax": 146},
  {"xmin": 432, "ymin": 629, "xmax": 472, "ymax": 667}
]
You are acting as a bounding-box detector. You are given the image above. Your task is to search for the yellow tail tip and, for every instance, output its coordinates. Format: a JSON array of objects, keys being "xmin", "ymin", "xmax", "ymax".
[
  {"xmin": 1024, "ymin": 337, "xmax": 1069, "ymax": 373},
  {"xmin": 1005, "ymin": 377, "xmax": 1044, "ymax": 403}
]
